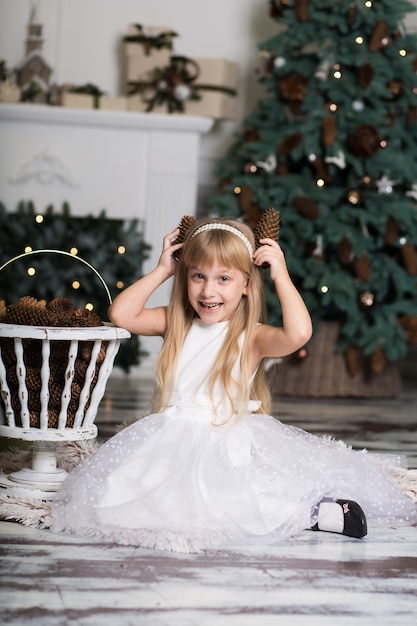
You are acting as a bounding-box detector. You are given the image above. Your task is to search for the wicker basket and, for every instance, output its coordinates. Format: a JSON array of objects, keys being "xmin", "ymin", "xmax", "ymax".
[
  {"xmin": 0, "ymin": 250, "xmax": 130, "ymax": 495},
  {"xmin": 267, "ymin": 320, "xmax": 402, "ymax": 398},
  {"xmin": 0, "ymin": 323, "xmax": 130, "ymax": 441}
]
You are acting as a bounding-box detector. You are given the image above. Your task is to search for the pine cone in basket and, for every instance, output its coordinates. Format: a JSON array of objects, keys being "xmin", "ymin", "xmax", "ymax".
[
  {"xmin": 23, "ymin": 339, "xmax": 43, "ymax": 368},
  {"xmin": 26, "ymin": 368, "xmax": 43, "ymax": 392},
  {"xmin": 0, "ymin": 299, "xmax": 6, "ymax": 321},
  {"xmin": 47, "ymin": 297, "xmax": 76, "ymax": 325},
  {"xmin": 0, "ymin": 337, "xmax": 16, "ymax": 367},
  {"xmin": 73, "ymin": 307, "xmax": 102, "ymax": 327},
  {"xmin": 6, "ymin": 296, "xmax": 51, "ymax": 326},
  {"xmin": 50, "ymin": 339, "xmax": 71, "ymax": 361},
  {"xmin": 28, "ymin": 391, "xmax": 41, "ymax": 426},
  {"xmin": 74, "ymin": 357, "xmax": 89, "ymax": 381},
  {"xmin": 1, "ymin": 295, "xmax": 107, "ymax": 431},
  {"xmin": 48, "ymin": 377, "xmax": 65, "ymax": 411},
  {"xmin": 47, "ymin": 409, "xmax": 59, "ymax": 429},
  {"xmin": 65, "ymin": 382, "xmax": 82, "ymax": 427}
]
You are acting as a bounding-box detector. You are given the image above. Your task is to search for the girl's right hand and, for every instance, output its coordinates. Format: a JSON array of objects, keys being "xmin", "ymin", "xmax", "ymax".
[{"xmin": 158, "ymin": 228, "xmax": 184, "ymax": 276}]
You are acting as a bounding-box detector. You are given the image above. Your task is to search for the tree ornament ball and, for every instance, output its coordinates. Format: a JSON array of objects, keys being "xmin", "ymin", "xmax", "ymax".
[
  {"xmin": 173, "ymin": 84, "xmax": 192, "ymax": 102},
  {"xmin": 274, "ymin": 56, "xmax": 286, "ymax": 69},
  {"xmin": 244, "ymin": 162, "xmax": 258, "ymax": 175},
  {"xmin": 359, "ymin": 290, "xmax": 375, "ymax": 309},
  {"xmin": 352, "ymin": 100, "xmax": 364, "ymax": 112},
  {"xmin": 347, "ymin": 189, "xmax": 361, "ymax": 205}
]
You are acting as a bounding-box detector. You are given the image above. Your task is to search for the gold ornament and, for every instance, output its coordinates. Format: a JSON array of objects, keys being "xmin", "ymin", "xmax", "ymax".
[
  {"xmin": 347, "ymin": 189, "xmax": 361, "ymax": 205},
  {"xmin": 358, "ymin": 290, "xmax": 375, "ymax": 309},
  {"xmin": 244, "ymin": 162, "xmax": 258, "ymax": 174}
]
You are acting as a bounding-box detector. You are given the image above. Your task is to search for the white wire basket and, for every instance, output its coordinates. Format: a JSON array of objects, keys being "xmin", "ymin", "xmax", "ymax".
[{"xmin": 0, "ymin": 250, "xmax": 131, "ymax": 496}]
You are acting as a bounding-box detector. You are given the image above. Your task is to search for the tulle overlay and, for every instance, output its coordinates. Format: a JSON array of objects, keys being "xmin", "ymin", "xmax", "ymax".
[{"xmin": 51, "ymin": 321, "xmax": 417, "ymax": 552}]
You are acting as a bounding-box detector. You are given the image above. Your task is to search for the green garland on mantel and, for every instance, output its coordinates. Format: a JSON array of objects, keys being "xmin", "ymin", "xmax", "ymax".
[{"xmin": 0, "ymin": 201, "xmax": 151, "ymax": 372}]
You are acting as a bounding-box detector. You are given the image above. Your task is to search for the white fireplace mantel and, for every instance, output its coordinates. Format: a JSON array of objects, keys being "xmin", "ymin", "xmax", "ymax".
[{"xmin": 0, "ymin": 103, "xmax": 214, "ymax": 373}]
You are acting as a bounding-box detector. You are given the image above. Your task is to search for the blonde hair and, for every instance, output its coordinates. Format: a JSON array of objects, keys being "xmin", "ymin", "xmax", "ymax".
[{"xmin": 154, "ymin": 217, "xmax": 272, "ymax": 422}]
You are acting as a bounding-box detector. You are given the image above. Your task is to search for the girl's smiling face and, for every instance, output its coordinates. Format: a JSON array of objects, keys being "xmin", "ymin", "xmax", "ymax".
[{"xmin": 187, "ymin": 262, "xmax": 248, "ymax": 323}]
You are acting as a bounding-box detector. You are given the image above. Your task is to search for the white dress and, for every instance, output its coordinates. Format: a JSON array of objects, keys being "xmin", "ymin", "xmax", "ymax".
[{"xmin": 51, "ymin": 320, "xmax": 417, "ymax": 553}]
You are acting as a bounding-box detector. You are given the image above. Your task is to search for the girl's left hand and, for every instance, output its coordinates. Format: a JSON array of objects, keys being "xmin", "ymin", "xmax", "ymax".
[{"xmin": 253, "ymin": 238, "xmax": 288, "ymax": 281}]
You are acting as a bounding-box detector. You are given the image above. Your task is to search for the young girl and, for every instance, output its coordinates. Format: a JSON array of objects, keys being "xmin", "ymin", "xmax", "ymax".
[{"xmin": 51, "ymin": 216, "xmax": 417, "ymax": 552}]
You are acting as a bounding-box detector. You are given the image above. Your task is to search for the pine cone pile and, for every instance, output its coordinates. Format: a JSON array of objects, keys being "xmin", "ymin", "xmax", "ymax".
[{"xmin": 0, "ymin": 296, "xmax": 106, "ymax": 429}]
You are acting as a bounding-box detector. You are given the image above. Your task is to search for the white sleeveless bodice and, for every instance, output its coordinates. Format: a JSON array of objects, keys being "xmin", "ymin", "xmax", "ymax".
[{"xmin": 164, "ymin": 320, "xmax": 259, "ymax": 420}]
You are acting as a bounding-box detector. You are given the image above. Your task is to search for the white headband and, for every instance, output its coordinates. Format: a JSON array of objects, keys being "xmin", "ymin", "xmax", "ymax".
[{"xmin": 190, "ymin": 223, "xmax": 254, "ymax": 258}]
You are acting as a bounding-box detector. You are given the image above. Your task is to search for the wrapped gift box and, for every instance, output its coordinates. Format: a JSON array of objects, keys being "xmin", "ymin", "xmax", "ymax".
[
  {"xmin": 128, "ymin": 57, "xmax": 238, "ymax": 119},
  {"xmin": 125, "ymin": 24, "xmax": 176, "ymax": 83},
  {"xmin": 186, "ymin": 57, "xmax": 238, "ymax": 119},
  {"xmin": 128, "ymin": 94, "xmax": 153, "ymax": 113},
  {"xmin": 185, "ymin": 90, "xmax": 237, "ymax": 119},
  {"xmin": 61, "ymin": 92, "xmax": 128, "ymax": 111}
]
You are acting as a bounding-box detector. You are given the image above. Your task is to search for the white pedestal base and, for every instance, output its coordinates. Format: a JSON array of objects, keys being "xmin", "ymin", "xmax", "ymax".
[{"xmin": 0, "ymin": 441, "xmax": 68, "ymax": 500}]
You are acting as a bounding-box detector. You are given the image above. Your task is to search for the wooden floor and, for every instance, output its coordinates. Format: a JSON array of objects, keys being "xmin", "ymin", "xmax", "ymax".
[{"xmin": 1, "ymin": 365, "xmax": 417, "ymax": 626}]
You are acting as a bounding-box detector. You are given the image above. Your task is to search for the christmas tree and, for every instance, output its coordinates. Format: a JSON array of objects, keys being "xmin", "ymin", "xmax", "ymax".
[{"xmin": 210, "ymin": 0, "xmax": 417, "ymax": 378}]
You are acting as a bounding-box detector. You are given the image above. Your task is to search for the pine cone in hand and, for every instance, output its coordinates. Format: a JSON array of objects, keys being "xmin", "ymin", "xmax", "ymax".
[
  {"xmin": 254, "ymin": 207, "xmax": 280, "ymax": 250},
  {"xmin": 173, "ymin": 215, "xmax": 197, "ymax": 260}
]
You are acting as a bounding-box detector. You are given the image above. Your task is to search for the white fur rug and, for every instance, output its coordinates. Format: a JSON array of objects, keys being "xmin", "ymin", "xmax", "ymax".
[
  {"xmin": 0, "ymin": 440, "xmax": 99, "ymax": 529},
  {"xmin": 1, "ymin": 440, "xmax": 417, "ymax": 530}
]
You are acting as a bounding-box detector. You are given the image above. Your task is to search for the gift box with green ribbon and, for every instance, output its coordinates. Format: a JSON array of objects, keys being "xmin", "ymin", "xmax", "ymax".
[
  {"xmin": 60, "ymin": 84, "xmax": 128, "ymax": 111},
  {"xmin": 127, "ymin": 56, "xmax": 238, "ymax": 119},
  {"xmin": 124, "ymin": 24, "xmax": 178, "ymax": 83}
]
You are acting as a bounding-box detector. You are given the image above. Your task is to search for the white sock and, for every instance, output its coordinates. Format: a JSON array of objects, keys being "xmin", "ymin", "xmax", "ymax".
[{"xmin": 317, "ymin": 501, "xmax": 344, "ymax": 534}]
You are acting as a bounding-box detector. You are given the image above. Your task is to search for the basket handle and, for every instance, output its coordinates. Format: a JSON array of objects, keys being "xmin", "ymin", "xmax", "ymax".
[{"xmin": 0, "ymin": 249, "xmax": 113, "ymax": 304}]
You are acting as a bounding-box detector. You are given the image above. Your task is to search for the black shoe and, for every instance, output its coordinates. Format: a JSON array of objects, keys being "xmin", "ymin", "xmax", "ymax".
[{"xmin": 311, "ymin": 499, "xmax": 367, "ymax": 538}]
